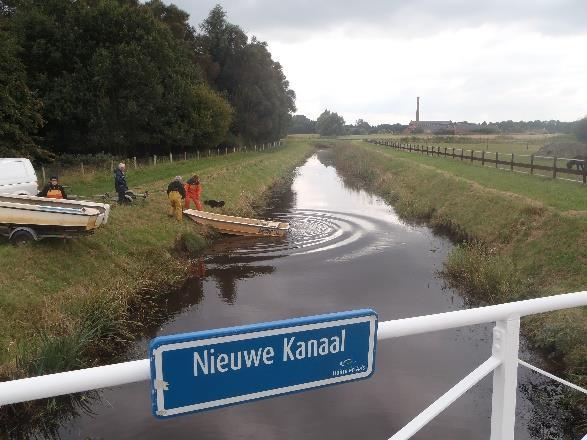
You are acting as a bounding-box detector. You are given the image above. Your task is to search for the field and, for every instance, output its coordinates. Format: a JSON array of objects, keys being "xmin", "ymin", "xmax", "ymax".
[
  {"xmin": 344, "ymin": 133, "xmax": 565, "ymax": 154},
  {"xmin": 290, "ymin": 133, "xmax": 573, "ymax": 155},
  {"xmin": 0, "ymin": 140, "xmax": 314, "ymax": 378}
]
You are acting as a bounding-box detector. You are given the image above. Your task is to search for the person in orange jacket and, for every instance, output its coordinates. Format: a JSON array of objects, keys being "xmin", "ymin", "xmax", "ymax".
[{"xmin": 184, "ymin": 174, "xmax": 203, "ymax": 210}]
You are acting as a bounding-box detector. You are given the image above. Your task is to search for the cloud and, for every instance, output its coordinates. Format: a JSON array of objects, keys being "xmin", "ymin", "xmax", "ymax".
[
  {"xmin": 167, "ymin": 1, "xmax": 587, "ymax": 123},
  {"xmin": 267, "ymin": 25, "xmax": 587, "ymax": 123},
  {"xmin": 172, "ymin": 0, "xmax": 587, "ymax": 42}
]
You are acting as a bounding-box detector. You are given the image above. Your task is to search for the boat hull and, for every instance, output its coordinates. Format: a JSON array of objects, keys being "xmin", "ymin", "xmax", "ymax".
[
  {"xmin": 183, "ymin": 209, "xmax": 289, "ymax": 237},
  {"xmin": 0, "ymin": 201, "xmax": 103, "ymax": 230},
  {"xmin": 0, "ymin": 193, "xmax": 110, "ymax": 223}
]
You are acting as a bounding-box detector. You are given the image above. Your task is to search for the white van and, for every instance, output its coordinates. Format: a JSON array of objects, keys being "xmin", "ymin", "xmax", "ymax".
[{"xmin": 0, "ymin": 158, "xmax": 38, "ymax": 195}]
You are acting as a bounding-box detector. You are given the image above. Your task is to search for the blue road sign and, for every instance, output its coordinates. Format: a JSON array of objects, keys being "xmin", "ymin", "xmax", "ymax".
[{"xmin": 149, "ymin": 309, "xmax": 377, "ymax": 418}]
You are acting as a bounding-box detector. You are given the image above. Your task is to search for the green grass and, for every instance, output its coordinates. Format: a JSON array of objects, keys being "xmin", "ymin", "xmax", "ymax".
[
  {"xmin": 0, "ymin": 140, "xmax": 314, "ymax": 372},
  {"xmin": 360, "ymin": 141, "xmax": 587, "ymax": 212},
  {"xmin": 351, "ymin": 133, "xmax": 569, "ymax": 154},
  {"xmin": 331, "ymin": 141, "xmax": 587, "ymax": 394}
]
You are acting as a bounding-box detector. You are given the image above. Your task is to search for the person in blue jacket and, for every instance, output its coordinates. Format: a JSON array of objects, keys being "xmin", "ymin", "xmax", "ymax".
[{"xmin": 114, "ymin": 163, "xmax": 130, "ymax": 204}]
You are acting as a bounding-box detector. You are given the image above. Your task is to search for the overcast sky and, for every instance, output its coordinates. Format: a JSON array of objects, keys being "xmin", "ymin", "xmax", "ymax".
[{"xmin": 170, "ymin": 0, "xmax": 587, "ymax": 125}]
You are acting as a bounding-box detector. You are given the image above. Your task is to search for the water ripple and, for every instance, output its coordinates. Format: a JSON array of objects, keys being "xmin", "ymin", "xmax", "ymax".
[{"xmin": 206, "ymin": 208, "xmax": 398, "ymax": 263}]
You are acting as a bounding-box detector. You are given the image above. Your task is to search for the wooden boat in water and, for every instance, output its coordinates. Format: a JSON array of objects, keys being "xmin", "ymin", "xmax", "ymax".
[{"xmin": 184, "ymin": 209, "xmax": 289, "ymax": 237}]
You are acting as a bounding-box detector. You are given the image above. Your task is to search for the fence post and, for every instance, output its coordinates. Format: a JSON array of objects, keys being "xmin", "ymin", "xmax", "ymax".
[
  {"xmin": 510, "ymin": 154, "xmax": 514, "ymax": 172},
  {"xmin": 583, "ymin": 159, "xmax": 586, "ymax": 184},
  {"xmin": 552, "ymin": 157, "xmax": 557, "ymax": 179},
  {"xmin": 197, "ymin": 150, "xmax": 200, "ymax": 160},
  {"xmin": 460, "ymin": 148, "xmax": 464, "ymax": 161},
  {"xmin": 495, "ymin": 152, "xmax": 498, "ymax": 168},
  {"xmin": 133, "ymin": 157, "xmax": 137, "ymax": 169},
  {"xmin": 530, "ymin": 155, "xmax": 534, "ymax": 175},
  {"xmin": 42, "ymin": 166, "xmax": 46, "ymax": 183},
  {"xmin": 482, "ymin": 150, "xmax": 485, "ymax": 167},
  {"xmin": 184, "ymin": 152, "xmax": 187, "ymax": 161},
  {"xmin": 110, "ymin": 160, "xmax": 114, "ymax": 172},
  {"xmin": 490, "ymin": 318, "xmax": 520, "ymax": 440},
  {"xmin": 470, "ymin": 150, "xmax": 474, "ymax": 163},
  {"xmin": 154, "ymin": 155, "xmax": 157, "ymax": 166},
  {"xmin": 80, "ymin": 162, "xmax": 84, "ymax": 175},
  {"xmin": 169, "ymin": 152, "xmax": 173, "ymax": 164}
]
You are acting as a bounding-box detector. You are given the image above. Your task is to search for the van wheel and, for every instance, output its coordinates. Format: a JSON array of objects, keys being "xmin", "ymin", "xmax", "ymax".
[{"xmin": 10, "ymin": 230, "xmax": 35, "ymax": 245}]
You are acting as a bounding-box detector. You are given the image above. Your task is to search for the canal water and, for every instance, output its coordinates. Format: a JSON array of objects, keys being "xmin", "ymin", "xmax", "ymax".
[{"xmin": 59, "ymin": 150, "xmax": 564, "ymax": 439}]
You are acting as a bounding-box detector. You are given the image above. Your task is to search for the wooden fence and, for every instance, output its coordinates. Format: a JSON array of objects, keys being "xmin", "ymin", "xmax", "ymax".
[
  {"xmin": 366, "ymin": 140, "xmax": 587, "ymax": 184},
  {"xmin": 37, "ymin": 141, "xmax": 283, "ymax": 182}
]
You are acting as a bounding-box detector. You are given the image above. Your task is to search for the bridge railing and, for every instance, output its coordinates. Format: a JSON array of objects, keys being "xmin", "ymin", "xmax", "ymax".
[{"xmin": 1, "ymin": 291, "xmax": 586, "ymax": 439}]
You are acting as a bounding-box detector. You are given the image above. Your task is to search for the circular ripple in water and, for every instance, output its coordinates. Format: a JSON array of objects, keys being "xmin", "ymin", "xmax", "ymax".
[{"xmin": 205, "ymin": 209, "xmax": 399, "ymax": 263}]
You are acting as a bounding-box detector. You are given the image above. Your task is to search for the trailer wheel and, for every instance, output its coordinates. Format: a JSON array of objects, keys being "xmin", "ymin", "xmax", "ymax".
[{"xmin": 10, "ymin": 230, "xmax": 35, "ymax": 245}]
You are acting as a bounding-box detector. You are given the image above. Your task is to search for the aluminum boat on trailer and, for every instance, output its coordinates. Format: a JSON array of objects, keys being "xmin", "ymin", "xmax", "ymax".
[
  {"xmin": 0, "ymin": 193, "xmax": 110, "ymax": 223},
  {"xmin": 184, "ymin": 209, "xmax": 289, "ymax": 237},
  {"xmin": 0, "ymin": 199, "xmax": 107, "ymax": 243}
]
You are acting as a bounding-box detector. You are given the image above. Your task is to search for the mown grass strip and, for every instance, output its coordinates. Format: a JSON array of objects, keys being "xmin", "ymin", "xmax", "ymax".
[{"xmin": 359, "ymin": 141, "xmax": 587, "ymax": 212}]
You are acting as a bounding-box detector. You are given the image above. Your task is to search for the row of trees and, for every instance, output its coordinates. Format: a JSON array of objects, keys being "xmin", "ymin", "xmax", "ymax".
[
  {"xmin": 289, "ymin": 112, "xmax": 587, "ymax": 139},
  {"xmin": 289, "ymin": 112, "xmax": 404, "ymax": 136},
  {"xmin": 0, "ymin": 1, "xmax": 295, "ymax": 160}
]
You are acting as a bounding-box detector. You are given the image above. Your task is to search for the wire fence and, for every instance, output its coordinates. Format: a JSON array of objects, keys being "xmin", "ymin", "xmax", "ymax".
[{"xmin": 366, "ymin": 139, "xmax": 587, "ymax": 184}]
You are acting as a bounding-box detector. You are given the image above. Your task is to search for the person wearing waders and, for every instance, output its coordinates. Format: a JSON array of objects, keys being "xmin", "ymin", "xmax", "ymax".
[
  {"xmin": 184, "ymin": 174, "xmax": 203, "ymax": 210},
  {"xmin": 38, "ymin": 176, "xmax": 67, "ymax": 199},
  {"xmin": 167, "ymin": 176, "xmax": 186, "ymax": 221},
  {"xmin": 114, "ymin": 163, "xmax": 130, "ymax": 204}
]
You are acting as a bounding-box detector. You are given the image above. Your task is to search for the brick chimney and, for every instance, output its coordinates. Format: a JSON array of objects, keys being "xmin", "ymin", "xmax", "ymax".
[{"xmin": 416, "ymin": 97, "xmax": 420, "ymax": 122}]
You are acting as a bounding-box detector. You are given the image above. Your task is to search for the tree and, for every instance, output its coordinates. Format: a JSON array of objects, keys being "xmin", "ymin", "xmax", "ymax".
[
  {"xmin": 0, "ymin": 27, "xmax": 45, "ymax": 158},
  {"xmin": 288, "ymin": 115, "xmax": 316, "ymax": 134},
  {"xmin": 352, "ymin": 118, "xmax": 371, "ymax": 135},
  {"xmin": 8, "ymin": 0, "xmax": 233, "ymax": 156},
  {"xmin": 195, "ymin": 6, "xmax": 296, "ymax": 144},
  {"xmin": 316, "ymin": 110, "xmax": 345, "ymax": 136},
  {"xmin": 575, "ymin": 117, "xmax": 587, "ymax": 143}
]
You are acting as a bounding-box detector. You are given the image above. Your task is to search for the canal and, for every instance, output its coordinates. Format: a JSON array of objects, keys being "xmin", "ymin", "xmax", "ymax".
[{"xmin": 59, "ymin": 149, "xmax": 565, "ymax": 439}]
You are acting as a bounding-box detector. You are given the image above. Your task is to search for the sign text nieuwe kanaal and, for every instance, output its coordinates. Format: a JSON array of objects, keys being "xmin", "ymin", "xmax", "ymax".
[{"xmin": 149, "ymin": 309, "xmax": 377, "ymax": 418}]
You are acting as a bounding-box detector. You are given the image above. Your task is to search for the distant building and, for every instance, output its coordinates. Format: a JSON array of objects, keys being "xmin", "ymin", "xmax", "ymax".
[{"xmin": 404, "ymin": 97, "xmax": 455, "ymax": 134}]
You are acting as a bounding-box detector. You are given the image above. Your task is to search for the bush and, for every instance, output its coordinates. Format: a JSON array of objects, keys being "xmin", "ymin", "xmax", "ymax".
[
  {"xmin": 441, "ymin": 241, "xmax": 533, "ymax": 303},
  {"xmin": 176, "ymin": 231, "xmax": 207, "ymax": 255}
]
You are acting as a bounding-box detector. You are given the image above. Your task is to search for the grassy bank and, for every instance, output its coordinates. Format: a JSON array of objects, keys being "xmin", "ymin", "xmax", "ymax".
[
  {"xmin": 0, "ymin": 140, "xmax": 313, "ymax": 379},
  {"xmin": 330, "ymin": 142, "xmax": 586, "ymax": 402}
]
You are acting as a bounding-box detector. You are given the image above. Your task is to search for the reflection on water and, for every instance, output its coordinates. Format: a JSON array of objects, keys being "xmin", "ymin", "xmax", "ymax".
[{"xmin": 55, "ymin": 150, "xmax": 570, "ymax": 440}]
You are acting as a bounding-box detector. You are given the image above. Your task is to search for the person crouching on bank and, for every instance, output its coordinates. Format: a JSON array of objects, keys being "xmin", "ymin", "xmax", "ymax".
[
  {"xmin": 38, "ymin": 176, "xmax": 67, "ymax": 199},
  {"xmin": 167, "ymin": 176, "xmax": 186, "ymax": 221}
]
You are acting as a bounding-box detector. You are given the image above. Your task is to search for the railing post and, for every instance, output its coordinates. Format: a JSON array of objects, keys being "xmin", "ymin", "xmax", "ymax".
[{"xmin": 490, "ymin": 317, "xmax": 520, "ymax": 440}]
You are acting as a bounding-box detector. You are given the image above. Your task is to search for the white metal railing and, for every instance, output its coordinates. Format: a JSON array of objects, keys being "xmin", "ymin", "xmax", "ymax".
[{"xmin": 0, "ymin": 291, "xmax": 586, "ymax": 439}]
